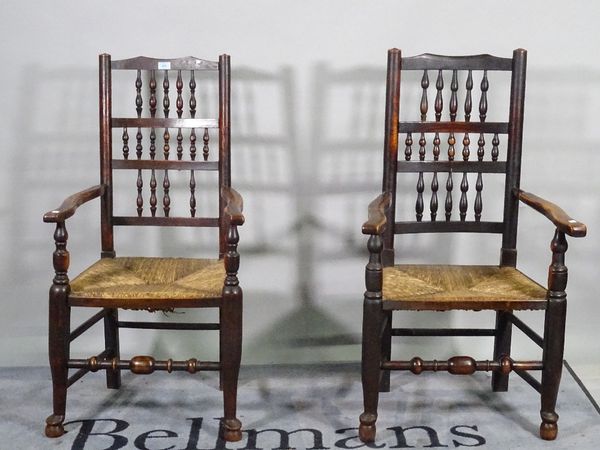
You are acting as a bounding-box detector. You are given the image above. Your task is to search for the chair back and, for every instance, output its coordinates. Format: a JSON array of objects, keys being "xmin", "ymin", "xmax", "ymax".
[
  {"xmin": 99, "ymin": 54, "xmax": 231, "ymax": 257},
  {"xmin": 381, "ymin": 49, "xmax": 527, "ymax": 266}
]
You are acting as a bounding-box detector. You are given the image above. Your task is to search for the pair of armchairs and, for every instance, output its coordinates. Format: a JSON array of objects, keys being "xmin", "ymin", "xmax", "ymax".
[{"xmin": 43, "ymin": 50, "xmax": 586, "ymax": 442}]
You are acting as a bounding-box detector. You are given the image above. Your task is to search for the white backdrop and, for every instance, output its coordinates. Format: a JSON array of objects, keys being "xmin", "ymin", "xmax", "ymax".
[{"xmin": 0, "ymin": 1, "xmax": 598, "ymax": 386}]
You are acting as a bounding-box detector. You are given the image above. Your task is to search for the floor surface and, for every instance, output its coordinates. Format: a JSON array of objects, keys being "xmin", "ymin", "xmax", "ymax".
[{"xmin": 1, "ymin": 363, "xmax": 599, "ymax": 450}]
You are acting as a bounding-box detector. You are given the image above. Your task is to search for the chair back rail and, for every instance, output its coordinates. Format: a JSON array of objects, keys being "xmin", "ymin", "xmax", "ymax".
[
  {"xmin": 98, "ymin": 53, "xmax": 232, "ymax": 257},
  {"xmin": 382, "ymin": 49, "xmax": 527, "ymax": 266}
]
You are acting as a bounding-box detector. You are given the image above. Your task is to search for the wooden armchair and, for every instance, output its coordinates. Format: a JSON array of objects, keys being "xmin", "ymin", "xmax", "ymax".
[
  {"xmin": 43, "ymin": 54, "xmax": 245, "ymax": 442},
  {"xmin": 359, "ymin": 49, "xmax": 587, "ymax": 442}
]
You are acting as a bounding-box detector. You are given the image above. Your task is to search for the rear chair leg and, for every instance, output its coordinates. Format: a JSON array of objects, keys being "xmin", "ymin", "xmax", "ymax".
[
  {"xmin": 379, "ymin": 311, "xmax": 392, "ymax": 392},
  {"xmin": 46, "ymin": 285, "xmax": 70, "ymax": 438},
  {"xmin": 103, "ymin": 308, "xmax": 121, "ymax": 389},
  {"xmin": 492, "ymin": 310, "xmax": 512, "ymax": 392}
]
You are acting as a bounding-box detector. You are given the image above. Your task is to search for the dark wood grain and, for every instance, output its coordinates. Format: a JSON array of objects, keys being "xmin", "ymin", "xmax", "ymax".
[
  {"xmin": 401, "ymin": 53, "xmax": 513, "ymax": 71},
  {"xmin": 43, "ymin": 185, "xmax": 105, "ymax": 223},
  {"xmin": 394, "ymin": 220, "xmax": 503, "ymax": 234},
  {"xmin": 398, "ymin": 121, "xmax": 508, "ymax": 134},
  {"xmin": 112, "ymin": 159, "xmax": 218, "ymax": 171},
  {"xmin": 381, "ymin": 48, "xmax": 401, "ymax": 266},
  {"xmin": 112, "ymin": 216, "xmax": 219, "ymax": 227},
  {"xmin": 362, "ymin": 192, "xmax": 392, "ymax": 235},
  {"xmin": 222, "ymin": 186, "xmax": 245, "ymax": 226},
  {"xmin": 516, "ymin": 189, "xmax": 587, "ymax": 237},
  {"xmin": 397, "ymin": 160, "xmax": 506, "ymax": 173},
  {"xmin": 112, "ymin": 117, "xmax": 218, "ymax": 129}
]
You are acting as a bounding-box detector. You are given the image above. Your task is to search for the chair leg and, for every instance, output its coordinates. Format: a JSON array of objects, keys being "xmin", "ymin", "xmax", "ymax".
[
  {"xmin": 492, "ymin": 310, "xmax": 512, "ymax": 392},
  {"xmin": 220, "ymin": 291, "xmax": 243, "ymax": 442},
  {"xmin": 45, "ymin": 286, "xmax": 70, "ymax": 438},
  {"xmin": 379, "ymin": 311, "xmax": 392, "ymax": 393},
  {"xmin": 103, "ymin": 308, "xmax": 121, "ymax": 389},
  {"xmin": 359, "ymin": 297, "xmax": 384, "ymax": 443},
  {"xmin": 540, "ymin": 296, "xmax": 566, "ymax": 440}
]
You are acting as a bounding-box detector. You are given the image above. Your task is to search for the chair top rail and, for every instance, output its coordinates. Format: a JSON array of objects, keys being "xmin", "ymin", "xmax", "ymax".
[
  {"xmin": 111, "ymin": 55, "xmax": 219, "ymax": 71},
  {"xmin": 401, "ymin": 53, "xmax": 513, "ymax": 71}
]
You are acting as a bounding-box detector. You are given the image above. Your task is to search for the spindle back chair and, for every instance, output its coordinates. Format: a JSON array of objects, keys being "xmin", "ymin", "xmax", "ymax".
[
  {"xmin": 359, "ymin": 49, "xmax": 586, "ymax": 442},
  {"xmin": 43, "ymin": 54, "xmax": 245, "ymax": 442}
]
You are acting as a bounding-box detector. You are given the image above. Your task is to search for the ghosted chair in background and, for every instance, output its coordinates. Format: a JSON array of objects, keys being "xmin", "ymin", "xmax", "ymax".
[
  {"xmin": 159, "ymin": 66, "xmax": 297, "ymax": 257},
  {"xmin": 359, "ymin": 49, "xmax": 586, "ymax": 442},
  {"xmin": 291, "ymin": 64, "xmax": 456, "ymax": 356},
  {"xmin": 42, "ymin": 54, "xmax": 245, "ymax": 442},
  {"xmin": 155, "ymin": 65, "xmax": 305, "ymax": 365}
]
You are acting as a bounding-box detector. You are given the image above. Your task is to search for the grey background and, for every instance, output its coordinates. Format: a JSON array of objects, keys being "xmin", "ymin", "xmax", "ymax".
[{"xmin": 0, "ymin": 1, "xmax": 598, "ymax": 389}]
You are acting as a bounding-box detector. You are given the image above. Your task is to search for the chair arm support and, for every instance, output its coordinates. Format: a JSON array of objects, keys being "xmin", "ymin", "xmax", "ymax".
[
  {"xmin": 43, "ymin": 184, "xmax": 106, "ymax": 223},
  {"xmin": 221, "ymin": 186, "xmax": 245, "ymax": 226},
  {"xmin": 515, "ymin": 188, "xmax": 587, "ymax": 238},
  {"xmin": 362, "ymin": 192, "xmax": 392, "ymax": 235}
]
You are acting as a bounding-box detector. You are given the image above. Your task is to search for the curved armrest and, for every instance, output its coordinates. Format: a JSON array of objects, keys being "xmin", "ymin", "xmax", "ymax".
[
  {"xmin": 362, "ymin": 192, "xmax": 392, "ymax": 235},
  {"xmin": 516, "ymin": 188, "xmax": 587, "ymax": 237},
  {"xmin": 43, "ymin": 184, "xmax": 105, "ymax": 223},
  {"xmin": 221, "ymin": 186, "xmax": 245, "ymax": 226}
]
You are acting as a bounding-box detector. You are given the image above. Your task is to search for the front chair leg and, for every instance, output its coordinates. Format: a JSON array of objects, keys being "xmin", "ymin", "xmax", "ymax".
[
  {"xmin": 360, "ymin": 296, "xmax": 384, "ymax": 442},
  {"xmin": 220, "ymin": 223, "xmax": 243, "ymax": 442},
  {"xmin": 360, "ymin": 233, "xmax": 385, "ymax": 443},
  {"xmin": 46, "ymin": 221, "xmax": 71, "ymax": 438},
  {"xmin": 540, "ymin": 296, "xmax": 566, "ymax": 440},
  {"xmin": 540, "ymin": 230, "xmax": 568, "ymax": 440},
  {"xmin": 46, "ymin": 286, "xmax": 71, "ymax": 438},
  {"xmin": 220, "ymin": 293, "xmax": 242, "ymax": 442}
]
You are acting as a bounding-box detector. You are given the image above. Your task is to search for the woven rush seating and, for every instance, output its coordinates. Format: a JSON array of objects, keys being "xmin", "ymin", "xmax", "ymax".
[
  {"xmin": 69, "ymin": 257, "xmax": 225, "ymax": 302},
  {"xmin": 382, "ymin": 265, "xmax": 547, "ymax": 310}
]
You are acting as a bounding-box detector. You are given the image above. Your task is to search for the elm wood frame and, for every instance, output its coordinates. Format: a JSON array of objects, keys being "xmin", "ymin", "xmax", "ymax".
[
  {"xmin": 359, "ymin": 49, "xmax": 587, "ymax": 443},
  {"xmin": 43, "ymin": 54, "xmax": 245, "ymax": 442}
]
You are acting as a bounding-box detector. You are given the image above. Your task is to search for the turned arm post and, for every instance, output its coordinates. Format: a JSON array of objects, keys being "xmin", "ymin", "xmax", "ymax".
[
  {"xmin": 223, "ymin": 223, "xmax": 241, "ymax": 293},
  {"xmin": 547, "ymin": 229, "xmax": 568, "ymax": 297},
  {"xmin": 365, "ymin": 234, "xmax": 384, "ymax": 299},
  {"xmin": 51, "ymin": 221, "xmax": 70, "ymax": 294}
]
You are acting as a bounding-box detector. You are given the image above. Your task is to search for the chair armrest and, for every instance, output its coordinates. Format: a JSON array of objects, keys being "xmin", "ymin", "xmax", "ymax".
[
  {"xmin": 221, "ymin": 186, "xmax": 245, "ymax": 226},
  {"xmin": 362, "ymin": 192, "xmax": 392, "ymax": 235},
  {"xmin": 43, "ymin": 184, "xmax": 105, "ymax": 223},
  {"xmin": 515, "ymin": 188, "xmax": 587, "ymax": 237}
]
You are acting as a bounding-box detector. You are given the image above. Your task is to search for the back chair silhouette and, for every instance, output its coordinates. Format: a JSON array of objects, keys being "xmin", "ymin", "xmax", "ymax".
[
  {"xmin": 359, "ymin": 49, "xmax": 586, "ymax": 441},
  {"xmin": 43, "ymin": 54, "xmax": 245, "ymax": 442}
]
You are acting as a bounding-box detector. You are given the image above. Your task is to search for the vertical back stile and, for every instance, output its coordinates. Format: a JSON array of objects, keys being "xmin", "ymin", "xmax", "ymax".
[
  {"xmin": 99, "ymin": 53, "xmax": 114, "ymax": 257},
  {"xmin": 382, "ymin": 49, "xmax": 401, "ymax": 266},
  {"xmin": 501, "ymin": 49, "xmax": 527, "ymax": 266},
  {"xmin": 218, "ymin": 54, "xmax": 231, "ymax": 258}
]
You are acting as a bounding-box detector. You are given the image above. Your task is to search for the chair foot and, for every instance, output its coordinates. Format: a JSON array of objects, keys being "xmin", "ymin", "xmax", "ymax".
[
  {"xmin": 358, "ymin": 412, "xmax": 376, "ymax": 442},
  {"xmin": 221, "ymin": 417, "xmax": 242, "ymax": 442},
  {"xmin": 540, "ymin": 412, "xmax": 558, "ymax": 440},
  {"xmin": 45, "ymin": 414, "xmax": 65, "ymax": 438}
]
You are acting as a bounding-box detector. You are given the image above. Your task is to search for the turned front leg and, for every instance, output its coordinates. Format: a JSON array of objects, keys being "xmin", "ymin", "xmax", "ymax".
[
  {"xmin": 360, "ymin": 234, "xmax": 385, "ymax": 442},
  {"xmin": 220, "ymin": 224, "xmax": 243, "ymax": 442},
  {"xmin": 46, "ymin": 222, "xmax": 71, "ymax": 438},
  {"xmin": 540, "ymin": 229, "xmax": 568, "ymax": 440}
]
